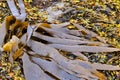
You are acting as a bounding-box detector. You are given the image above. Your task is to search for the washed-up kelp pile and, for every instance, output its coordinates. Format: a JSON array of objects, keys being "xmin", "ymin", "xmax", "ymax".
[{"xmin": 0, "ymin": 0, "xmax": 120, "ymax": 80}]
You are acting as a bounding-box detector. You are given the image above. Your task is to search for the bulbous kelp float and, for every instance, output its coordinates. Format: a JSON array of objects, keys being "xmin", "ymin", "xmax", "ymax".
[{"xmin": 0, "ymin": 0, "xmax": 120, "ymax": 80}]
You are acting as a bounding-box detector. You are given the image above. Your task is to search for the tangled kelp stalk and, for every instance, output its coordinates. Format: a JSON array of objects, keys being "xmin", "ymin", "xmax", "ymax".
[{"xmin": 0, "ymin": 0, "xmax": 120, "ymax": 80}]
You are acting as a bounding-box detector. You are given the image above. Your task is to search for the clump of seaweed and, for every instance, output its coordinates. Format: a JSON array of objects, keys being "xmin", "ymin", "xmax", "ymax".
[{"xmin": 0, "ymin": 0, "xmax": 120, "ymax": 80}]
